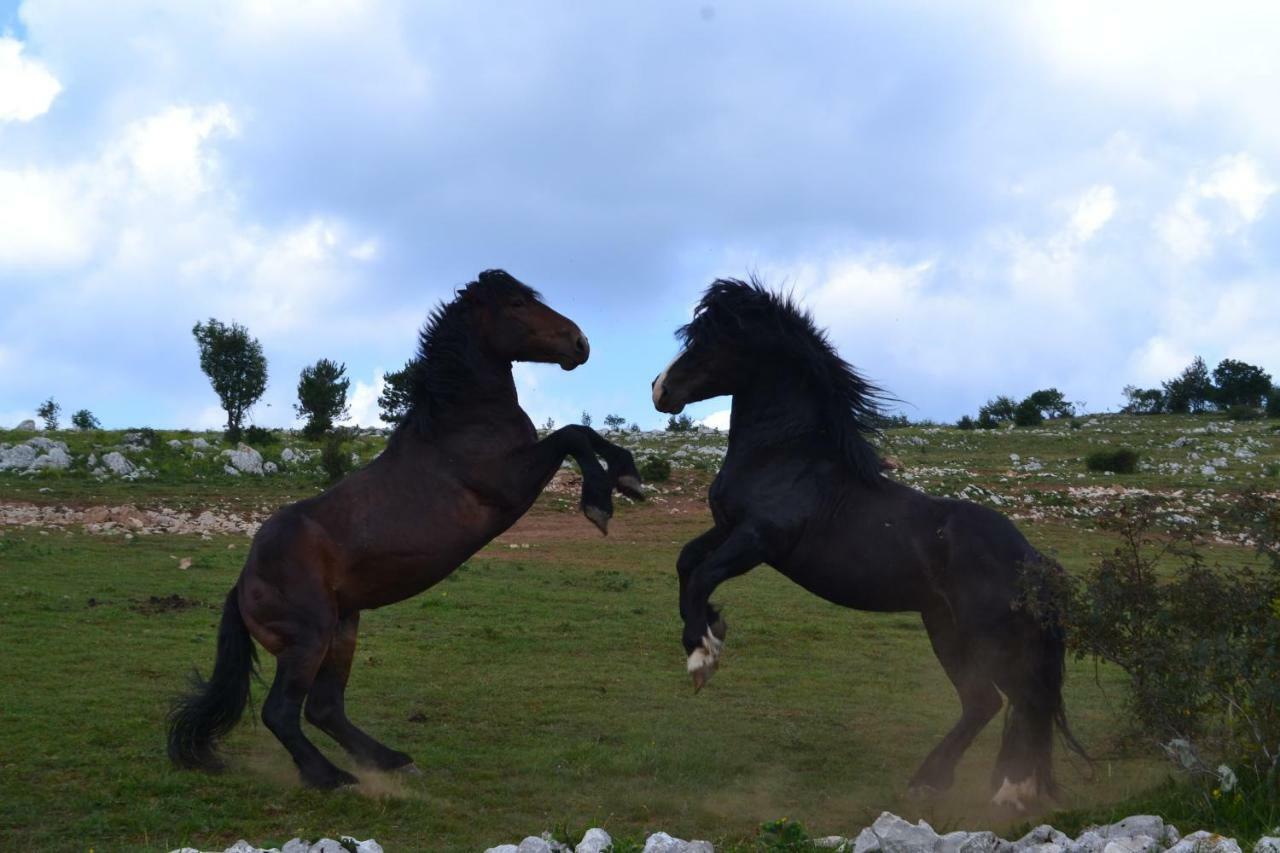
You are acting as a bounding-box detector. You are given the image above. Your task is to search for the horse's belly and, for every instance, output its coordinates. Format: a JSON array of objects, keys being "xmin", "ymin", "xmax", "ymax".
[{"xmin": 775, "ymin": 550, "xmax": 930, "ymax": 613}]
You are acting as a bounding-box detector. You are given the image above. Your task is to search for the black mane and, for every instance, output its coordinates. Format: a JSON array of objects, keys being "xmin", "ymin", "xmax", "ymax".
[
  {"xmin": 680, "ymin": 277, "xmax": 889, "ymax": 484},
  {"xmin": 400, "ymin": 269, "xmax": 541, "ymax": 434}
]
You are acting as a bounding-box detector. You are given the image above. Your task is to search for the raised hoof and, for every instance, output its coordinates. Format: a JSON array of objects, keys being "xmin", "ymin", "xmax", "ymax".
[
  {"xmin": 686, "ymin": 626, "xmax": 724, "ymax": 692},
  {"xmin": 616, "ymin": 475, "xmax": 645, "ymax": 501},
  {"xmin": 584, "ymin": 505, "xmax": 610, "ymax": 536},
  {"xmin": 398, "ymin": 762, "xmax": 423, "ymax": 776}
]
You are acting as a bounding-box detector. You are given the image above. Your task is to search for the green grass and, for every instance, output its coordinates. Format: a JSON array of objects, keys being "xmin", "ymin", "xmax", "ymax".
[{"xmin": 2, "ymin": 413, "xmax": 1278, "ymax": 850}]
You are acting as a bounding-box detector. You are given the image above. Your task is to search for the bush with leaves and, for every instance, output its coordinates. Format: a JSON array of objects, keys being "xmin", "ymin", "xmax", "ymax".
[
  {"xmin": 602, "ymin": 413, "xmax": 626, "ymax": 431},
  {"xmin": 666, "ymin": 413, "xmax": 695, "ymax": 433},
  {"xmin": 977, "ymin": 395, "xmax": 1016, "ymax": 427},
  {"xmin": 1164, "ymin": 356, "xmax": 1214, "ymax": 414},
  {"xmin": 1013, "ymin": 397, "xmax": 1044, "ymax": 427},
  {"xmin": 1123, "ymin": 385, "xmax": 1167, "ymax": 415},
  {"xmin": 1268, "ymin": 387, "xmax": 1280, "ymax": 419},
  {"xmin": 1086, "ymin": 447, "xmax": 1139, "ymax": 473},
  {"xmin": 36, "ymin": 397, "xmax": 60, "ymax": 430},
  {"xmin": 639, "ymin": 456, "xmax": 672, "ymax": 483},
  {"xmin": 244, "ymin": 425, "xmax": 278, "ymax": 446},
  {"xmin": 1025, "ymin": 387, "xmax": 1075, "ymax": 419},
  {"xmin": 1212, "ymin": 358, "xmax": 1272, "ymax": 409},
  {"xmin": 320, "ymin": 428, "xmax": 354, "ymax": 483},
  {"xmin": 70, "ymin": 409, "xmax": 100, "ymax": 430},
  {"xmin": 192, "ymin": 318, "xmax": 268, "ymax": 443},
  {"xmin": 1026, "ymin": 496, "xmax": 1280, "ymax": 788},
  {"xmin": 957, "ymin": 415, "xmax": 976, "ymax": 430},
  {"xmin": 295, "ymin": 358, "xmax": 351, "ymax": 438},
  {"xmin": 580, "ymin": 410, "xmax": 592, "ymax": 427}
]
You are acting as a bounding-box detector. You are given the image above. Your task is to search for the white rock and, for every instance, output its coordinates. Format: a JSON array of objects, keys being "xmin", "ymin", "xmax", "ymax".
[
  {"xmin": 1015, "ymin": 826, "xmax": 1072, "ymax": 850},
  {"xmin": 343, "ymin": 838, "xmax": 382, "ymax": 853},
  {"xmin": 192, "ymin": 437, "xmax": 212, "ymax": 449},
  {"xmin": 264, "ymin": 461, "xmax": 278, "ymax": 474},
  {"xmin": 281, "ymin": 842, "xmax": 310, "ymax": 853},
  {"xmin": 1102, "ymin": 838, "xmax": 1158, "ymax": 853},
  {"xmin": 1067, "ymin": 831, "xmax": 1107, "ymax": 853},
  {"xmin": 854, "ymin": 827, "xmax": 882, "ymax": 853},
  {"xmin": 226, "ymin": 841, "xmax": 264, "ymax": 853},
  {"xmin": 222, "ymin": 443, "xmax": 264, "ymax": 474},
  {"xmin": 224, "ymin": 465, "xmax": 240, "ymax": 476},
  {"xmin": 814, "ymin": 837, "xmax": 851, "ymax": 850},
  {"xmin": 307, "ymin": 840, "xmax": 349, "ymax": 853},
  {"xmin": 643, "ymin": 832, "xmax": 713, "ymax": 853},
  {"xmin": 576, "ymin": 828, "xmax": 613, "ymax": 853},
  {"xmin": 102, "ymin": 451, "xmax": 134, "ymax": 476},
  {"xmin": 281, "ymin": 447, "xmax": 297, "ymax": 462},
  {"xmin": 518, "ymin": 838, "xmax": 553, "ymax": 853},
  {"xmin": 1254, "ymin": 839, "xmax": 1280, "ymax": 853},
  {"xmin": 169, "ymin": 439, "xmax": 185, "ymax": 449},
  {"xmin": 16, "ymin": 419, "xmax": 36, "ymax": 430},
  {"xmin": 1167, "ymin": 832, "xmax": 1242, "ymax": 853},
  {"xmin": 871, "ymin": 812, "xmax": 940, "ymax": 853},
  {"xmin": 483, "ymin": 847, "xmax": 519, "ymax": 853},
  {"xmin": 0, "ymin": 443, "xmax": 37, "ymax": 470},
  {"xmin": 31, "ymin": 447, "xmax": 71, "ymax": 471},
  {"xmin": 938, "ymin": 830, "xmax": 1010, "ymax": 853},
  {"xmin": 1201, "ymin": 465, "xmax": 1217, "ymax": 476},
  {"xmin": 1098, "ymin": 817, "xmax": 1178, "ymax": 846}
]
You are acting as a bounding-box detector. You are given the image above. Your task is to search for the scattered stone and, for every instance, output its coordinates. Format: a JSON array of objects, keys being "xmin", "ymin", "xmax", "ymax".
[
  {"xmin": 221, "ymin": 444, "xmax": 264, "ymax": 474},
  {"xmin": 516, "ymin": 837, "xmax": 553, "ymax": 853},
  {"xmin": 281, "ymin": 447, "xmax": 297, "ymax": 463},
  {"xmin": 1255, "ymin": 840, "xmax": 1280, "ymax": 853},
  {"xmin": 0, "ymin": 444, "xmax": 37, "ymax": 470},
  {"xmin": 15, "ymin": 419, "xmax": 36, "ymax": 430},
  {"xmin": 264, "ymin": 461, "xmax": 278, "ymax": 475},
  {"xmin": 575, "ymin": 828, "xmax": 613, "ymax": 853},
  {"xmin": 1167, "ymin": 832, "xmax": 1242, "ymax": 853},
  {"xmin": 191, "ymin": 437, "xmax": 212, "ymax": 450},
  {"xmin": 169, "ymin": 439, "xmax": 185, "ymax": 449},
  {"xmin": 643, "ymin": 833, "xmax": 713, "ymax": 853},
  {"xmin": 224, "ymin": 465, "xmax": 240, "ymax": 476},
  {"xmin": 870, "ymin": 812, "xmax": 941, "ymax": 853},
  {"xmin": 31, "ymin": 447, "xmax": 71, "ymax": 471},
  {"xmin": 102, "ymin": 451, "xmax": 134, "ymax": 476}
]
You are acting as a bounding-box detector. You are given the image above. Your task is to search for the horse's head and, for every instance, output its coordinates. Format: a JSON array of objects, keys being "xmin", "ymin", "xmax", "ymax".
[
  {"xmin": 463, "ymin": 270, "xmax": 589, "ymax": 370},
  {"xmin": 652, "ymin": 279, "xmax": 763, "ymax": 413}
]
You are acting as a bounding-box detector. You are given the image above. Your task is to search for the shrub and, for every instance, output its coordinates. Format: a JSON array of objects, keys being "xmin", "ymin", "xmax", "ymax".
[
  {"xmin": 957, "ymin": 415, "xmax": 976, "ymax": 430},
  {"xmin": 36, "ymin": 397, "xmax": 60, "ymax": 430},
  {"xmin": 294, "ymin": 358, "xmax": 351, "ymax": 438},
  {"xmin": 1226, "ymin": 404, "xmax": 1262, "ymax": 421},
  {"xmin": 1164, "ymin": 356, "xmax": 1213, "ymax": 414},
  {"xmin": 1212, "ymin": 358, "xmax": 1272, "ymax": 409},
  {"xmin": 1029, "ymin": 496, "xmax": 1280, "ymax": 792},
  {"xmin": 1026, "ymin": 388, "xmax": 1075, "ymax": 419},
  {"xmin": 1086, "ymin": 448, "xmax": 1139, "ymax": 473},
  {"xmin": 1123, "ymin": 385, "xmax": 1166, "ymax": 415},
  {"xmin": 666, "ymin": 413, "xmax": 695, "ymax": 432},
  {"xmin": 192, "ymin": 318, "xmax": 268, "ymax": 443},
  {"xmin": 1013, "ymin": 397, "xmax": 1045, "ymax": 427},
  {"xmin": 976, "ymin": 410, "xmax": 999, "ymax": 429},
  {"xmin": 541, "ymin": 417, "xmax": 556, "ymax": 431},
  {"xmin": 320, "ymin": 429, "xmax": 353, "ymax": 483},
  {"xmin": 602, "ymin": 414, "xmax": 626, "ymax": 431},
  {"xmin": 580, "ymin": 410, "xmax": 592, "ymax": 427},
  {"xmin": 1267, "ymin": 387, "xmax": 1280, "ymax": 418},
  {"xmin": 70, "ymin": 409, "xmax": 101, "ymax": 430},
  {"xmin": 979, "ymin": 395, "xmax": 1017, "ymax": 424},
  {"xmin": 639, "ymin": 456, "xmax": 672, "ymax": 483},
  {"xmin": 244, "ymin": 425, "xmax": 279, "ymax": 446}
]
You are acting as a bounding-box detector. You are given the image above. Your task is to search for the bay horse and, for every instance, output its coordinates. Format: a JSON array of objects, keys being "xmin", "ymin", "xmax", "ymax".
[
  {"xmin": 168, "ymin": 269, "xmax": 643, "ymax": 788},
  {"xmin": 651, "ymin": 278, "xmax": 1086, "ymax": 811}
]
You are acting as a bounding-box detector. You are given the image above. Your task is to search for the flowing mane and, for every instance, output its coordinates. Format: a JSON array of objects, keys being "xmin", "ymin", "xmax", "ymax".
[
  {"xmin": 400, "ymin": 269, "xmax": 541, "ymax": 434},
  {"xmin": 679, "ymin": 277, "xmax": 889, "ymax": 484}
]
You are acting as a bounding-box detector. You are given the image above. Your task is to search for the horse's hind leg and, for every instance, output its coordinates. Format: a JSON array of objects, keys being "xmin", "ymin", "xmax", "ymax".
[
  {"xmin": 305, "ymin": 612, "xmax": 415, "ymax": 772},
  {"xmin": 990, "ymin": 618, "xmax": 1058, "ymax": 811},
  {"xmin": 262, "ymin": 633, "xmax": 359, "ymax": 790},
  {"xmin": 909, "ymin": 607, "xmax": 1003, "ymax": 795}
]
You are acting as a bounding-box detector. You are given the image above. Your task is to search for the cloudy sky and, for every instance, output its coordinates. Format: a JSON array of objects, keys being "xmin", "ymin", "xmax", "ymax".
[{"xmin": 2, "ymin": 1, "xmax": 1279, "ymax": 431}]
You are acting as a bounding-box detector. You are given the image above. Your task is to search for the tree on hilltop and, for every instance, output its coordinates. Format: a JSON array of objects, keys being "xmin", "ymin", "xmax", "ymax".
[{"xmin": 192, "ymin": 318, "xmax": 268, "ymax": 443}]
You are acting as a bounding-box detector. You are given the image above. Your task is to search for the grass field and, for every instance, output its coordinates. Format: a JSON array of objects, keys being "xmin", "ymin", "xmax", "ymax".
[{"xmin": 1, "ymin": 415, "xmax": 1278, "ymax": 851}]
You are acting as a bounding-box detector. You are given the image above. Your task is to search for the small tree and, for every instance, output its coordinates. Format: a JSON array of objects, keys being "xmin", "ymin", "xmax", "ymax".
[
  {"xmin": 542, "ymin": 416, "xmax": 556, "ymax": 431},
  {"xmin": 1013, "ymin": 397, "xmax": 1044, "ymax": 427},
  {"xmin": 666, "ymin": 413, "xmax": 695, "ymax": 432},
  {"xmin": 1268, "ymin": 386, "xmax": 1280, "ymax": 419},
  {"xmin": 70, "ymin": 409, "xmax": 101, "ymax": 430},
  {"xmin": 1163, "ymin": 356, "xmax": 1213, "ymax": 414},
  {"xmin": 1025, "ymin": 388, "xmax": 1074, "ymax": 420},
  {"xmin": 295, "ymin": 358, "xmax": 351, "ymax": 438},
  {"xmin": 36, "ymin": 397, "xmax": 60, "ymax": 430},
  {"xmin": 1122, "ymin": 385, "xmax": 1166, "ymax": 415},
  {"xmin": 957, "ymin": 415, "xmax": 976, "ymax": 430},
  {"xmin": 977, "ymin": 395, "xmax": 1016, "ymax": 426},
  {"xmin": 580, "ymin": 410, "xmax": 593, "ymax": 427},
  {"xmin": 1212, "ymin": 358, "xmax": 1272, "ymax": 409},
  {"xmin": 603, "ymin": 414, "xmax": 626, "ymax": 431},
  {"xmin": 192, "ymin": 319, "xmax": 268, "ymax": 443},
  {"xmin": 377, "ymin": 361, "xmax": 415, "ymax": 425}
]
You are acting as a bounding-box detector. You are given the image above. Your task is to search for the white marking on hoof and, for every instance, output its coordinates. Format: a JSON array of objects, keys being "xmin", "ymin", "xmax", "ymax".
[
  {"xmin": 991, "ymin": 775, "xmax": 1037, "ymax": 811},
  {"xmin": 686, "ymin": 626, "xmax": 724, "ymax": 690}
]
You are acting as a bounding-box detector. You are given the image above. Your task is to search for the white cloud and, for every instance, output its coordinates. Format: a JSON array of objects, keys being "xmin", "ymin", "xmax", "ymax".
[
  {"xmin": 0, "ymin": 167, "xmax": 95, "ymax": 268},
  {"xmin": 114, "ymin": 105, "xmax": 238, "ymax": 201},
  {"xmin": 698, "ymin": 408, "xmax": 731, "ymax": 431},
  {"xmin": 1199, "ymin": 153, "xmax": 1276, "ymax": 223},
  {"xmin": 1157, "ymin": 153, "xmax": 1276, "ymax": 262},
  {"xmin": 344, "ymin": 368, "xmax": 386, "ymax": 427},
  {"xmin": 0, "ymin": 36, "xmax": 61, "ymax": 122},
  {"xmin": 1069, "ymin": 185, "xmax": 1117, "ymax": 242}
]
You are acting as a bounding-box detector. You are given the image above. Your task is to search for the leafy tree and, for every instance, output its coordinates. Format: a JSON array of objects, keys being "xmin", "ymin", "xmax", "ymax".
[
  {"xmin": 541, "ymin": 416, "xmax": 556, "ymax": 431},
  {"xmin": 36, "ymin": 397, "xmax": 60, "ymax": 430},
  {"xmin": 192, "ymin": 319, "xmax": 268, "ymax": 443},
  {"xmin": 580, "ymin": 410, "xmax": 593, "ymax": 427},
  {"xmin": 1122, "ymin": 385, "xmax": 1166, "ymax": 415},
  {"xmin": 666, "ymin": 413, "xmax": 695, "ymax": 432},
  {"xmin": 1025, "ymin": 388, "xmax": 1075, "ymax": 419},
  {"xmin": 294, "ymin": 358, "xmax": 351, "ymax": 438},
  {"xmin": 70, "ymin": 409, "xmax": 101, "ymax": 430},
  {"xmin": 603, "ymin": 413, "xmax": 626, "ymax": 431},
  {"xmin": 977, "ymin": 395, "xmax": 1016, "ymax": 425},
  {"xmin": 1211, "ymin": 358, "xmax": 1272, "ymax": 409},
  {"xmin": 1013, "ymin": 397, "xmax": 1044, "ymax": 427},
  {"xmin": 957, "ymin": 415, "xmax": 976, "ymax": 430},
  {"xmin": 1268, "ymin": 386, "xmax": 1280, "ymax": 419},
  {"xmin": 1163, "ymin": 356, "xmax": 1213, "ymax": 414},
  {"xmin": 377, "ymin": 361, "xmax": 415, "ymax": 425}
]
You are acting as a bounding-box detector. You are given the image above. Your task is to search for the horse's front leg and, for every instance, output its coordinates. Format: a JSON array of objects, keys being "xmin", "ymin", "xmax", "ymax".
[
  {"xmin": 681, "ymin": 524, "xmax": 764, "ymax": 690},
  {"xmin": 580, "ymin": 429, "xmax": 644, "ymax": 500},
  {"xmin": 519, "ymin": 426, "xmax": 624, "ymax": 534}
]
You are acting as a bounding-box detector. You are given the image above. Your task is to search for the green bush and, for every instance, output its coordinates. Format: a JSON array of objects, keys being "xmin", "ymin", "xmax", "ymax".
[
  {"xmin": 666, "ymin": 413, "xmax": 694, "ymax": 432},
  {"xmin": 70, "ymin": 409, "xmax": 101, "ymax": 430},
  {"xmin": 639, "ymin": 456, "xmax": 672, "ymax": 483},
  {"xmin": 1014, "ymin": 397, "xmax": 1045, "ymax": 427},
  {"xmin": 244, "ymin": 425, "xmax": 279, "ymax": 446},
  {"xmin": 1086, "ymin": 448, "xmax": 1139, "ymax": 473},
  {"xmin": 1226, "ymin": 404, "xmax": 1262, "ymax": 421},
  {"xmin": 1267, "ymin": 387, "xmax": 1280, "ymax": 418},
  {"xmin": 957, "ymin": 415, "xmax": 975, "ymax": 430},
  {"xmin": 320, "ymin": 430, "xmax": 353, "ymax": 483}
]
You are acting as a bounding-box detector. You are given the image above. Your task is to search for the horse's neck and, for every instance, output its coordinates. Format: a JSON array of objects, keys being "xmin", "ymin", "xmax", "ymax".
[{"xmin": 728, "ymin": 376, "xmax": 824, "ymax": 449}]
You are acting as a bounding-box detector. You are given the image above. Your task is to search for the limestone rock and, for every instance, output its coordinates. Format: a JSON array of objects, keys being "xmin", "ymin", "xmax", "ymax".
[
  {"xmin": 221, "ymin": 443, "xmax": 264, "ymax": 474},
  {"xmin": 102, "ymin": 451, "xmax": 134, "ymax": 476},
  {"xmin": 1167, "ymin": 832, "xmax": 1242, "ymax": 853},
  {"xmin": 576, "ymin": 829, "xmax": 613, "ymax": 853},
  {"xmin": 517, "ymin": 837, "xmax": 553, "ymax": 853},
  {"xmin": 0, "ymin": 443, "xmax": 37, "ymax": 470},
  {"xmin": 643, "ymin": 832, "xmax": 714, "ymax": 853},
  {"xmin": 31, "ymin": 447, "xmax": 71, "ymax": 471},
  {"xmin": 16, "ymin": 419, "xmax": 36, "ymax": 430},
  {"xmin": 871, "ymin": 812, "xmax": 941, "ymax": 853}
]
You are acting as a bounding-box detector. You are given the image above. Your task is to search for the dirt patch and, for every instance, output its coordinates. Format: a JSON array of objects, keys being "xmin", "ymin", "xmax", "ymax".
[{"xmin": 131, "ymin": 594, "xmax": 203, "ymax": 615}]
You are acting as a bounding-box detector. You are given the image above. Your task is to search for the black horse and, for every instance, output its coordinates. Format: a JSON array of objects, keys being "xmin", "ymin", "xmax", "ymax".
[
  {"xmin": 169, "ymin": 270, "xmax": 643, "ymax": 789},
  {"xmin": 651, "ymin": 278, "xmax": 1085, "ymax": 810}
]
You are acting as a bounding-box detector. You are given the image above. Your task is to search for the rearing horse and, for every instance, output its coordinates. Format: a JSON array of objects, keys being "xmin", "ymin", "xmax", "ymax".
[
  {"xmin": 169, "ymin": 270, "xmax": 643, "ymax": 788},
  {"xmin": 651, "ymin": 278, "xmax": 1085, "ymax": 811}
]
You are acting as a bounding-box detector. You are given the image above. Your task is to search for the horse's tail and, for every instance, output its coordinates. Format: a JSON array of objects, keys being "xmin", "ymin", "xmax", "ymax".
[
  {"xmin": 1045, "ymin": 604, "xmax": 1091, "ymax": 771},
  {"xmin": 167, "ymin": 586, "xmax": 258, "ymax": 770}
]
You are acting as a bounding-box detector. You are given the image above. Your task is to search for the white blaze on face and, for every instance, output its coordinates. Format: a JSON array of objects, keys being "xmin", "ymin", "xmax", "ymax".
[{"xmin": 652, "ymin": 352, "xmax": 683, "ymax": 407}]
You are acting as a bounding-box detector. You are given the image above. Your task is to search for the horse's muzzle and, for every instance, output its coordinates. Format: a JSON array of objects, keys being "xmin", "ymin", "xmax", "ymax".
[{"xmin": 559, "ymin": 332, "xmax": 590, "ymax": 370}]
